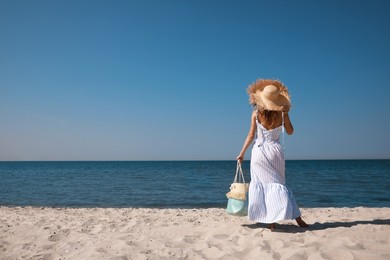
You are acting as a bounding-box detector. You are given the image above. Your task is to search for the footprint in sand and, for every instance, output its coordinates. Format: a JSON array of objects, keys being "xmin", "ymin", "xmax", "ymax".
[
  {"xmin": 22, "ymin": 242, "xmax": 36, "ymax": 250},
  {"xmin": 48, "ymin": 233, "xmax": 62, "ymax": 242},
  {"xmin": 212, "ymin": 234, "xmax": 229, "ymax": 240},
  {"xmin": 183, "ymin": 235, "xmax": 197, "ymax": 243},
  {"xmin": 0, "ymin": 241, "xmax": 8, "ymax": 252},
  {"xmin": 48, "ymin": 229, "xmax": 70, "ymax": 242}
]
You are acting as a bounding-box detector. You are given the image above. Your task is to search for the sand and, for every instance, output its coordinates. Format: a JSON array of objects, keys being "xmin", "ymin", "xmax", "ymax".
[{"xmin": 0, "ymin": 207, "xmax": 389, "ymax": 260}]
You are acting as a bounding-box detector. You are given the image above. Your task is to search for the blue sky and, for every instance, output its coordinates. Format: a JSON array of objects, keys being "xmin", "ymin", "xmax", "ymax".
[{"xmin": 1, "ymin": 0, "xmax": 389, "ymax": 161}]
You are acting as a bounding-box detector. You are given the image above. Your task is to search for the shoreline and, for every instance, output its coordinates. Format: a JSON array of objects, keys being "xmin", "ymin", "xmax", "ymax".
[
  {"xmin": 2, "ymin": 205, "xmax": 390, "ymax": 208},
  {"xmin": 1, "ymin": 207, "xmax": 389, "ymax": 259}
]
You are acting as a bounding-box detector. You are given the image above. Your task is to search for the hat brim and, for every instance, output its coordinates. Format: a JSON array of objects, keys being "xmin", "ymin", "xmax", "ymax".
[
  {"xmin": 252, "ymin": 91, "xmax": 291, "ymax": 111},
  {"xmin": 247, "ymin": 79, "xmax": 291, "ymax": 111}
]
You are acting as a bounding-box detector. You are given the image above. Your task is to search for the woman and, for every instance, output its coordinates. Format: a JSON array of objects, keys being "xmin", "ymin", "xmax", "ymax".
[{"xmin": 236, "ymin": 79, "xmax": 307, "ymax": 230}]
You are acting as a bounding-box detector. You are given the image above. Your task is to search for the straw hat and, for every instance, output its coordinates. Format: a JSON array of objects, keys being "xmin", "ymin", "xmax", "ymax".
[{"xmin": 247, "ymin": 79, "xmax": 291, "ymax": 111}]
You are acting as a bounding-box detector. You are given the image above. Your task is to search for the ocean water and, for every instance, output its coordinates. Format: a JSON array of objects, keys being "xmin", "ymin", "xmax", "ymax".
[{"xmin": 0, "ymin": 160, "xmax": 389, "ymax": 208}]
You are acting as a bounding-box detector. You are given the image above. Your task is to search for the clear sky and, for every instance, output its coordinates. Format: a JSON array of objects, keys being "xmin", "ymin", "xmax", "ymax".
[{"xmin": 1, "ymin": 0, "xmax": 389, "ymax": 161}]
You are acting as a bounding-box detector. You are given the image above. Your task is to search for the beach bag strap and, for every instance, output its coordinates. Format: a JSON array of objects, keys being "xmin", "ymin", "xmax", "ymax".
[
  {"xmin": 233, "ymin": 161, "xmax": 246, "ymax": 184},
  {"xmin": 226, "ymin": 161, "xmax": 248, "ymax": 216}
]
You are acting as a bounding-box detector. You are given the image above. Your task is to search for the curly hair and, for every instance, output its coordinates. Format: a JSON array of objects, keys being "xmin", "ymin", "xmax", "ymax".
[{"xmin": 258, "ymin": 109, "xmax": 280, "ymax": 128}]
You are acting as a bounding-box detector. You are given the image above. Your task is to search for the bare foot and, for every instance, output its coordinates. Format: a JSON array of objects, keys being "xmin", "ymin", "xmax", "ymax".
[
  {"xmin": 295, "ymin": 217, "xmax": 308, "ymax": 227},
  {"xmin": 268, "ymin": 223, "xmax": 276, "ymax": 231}
]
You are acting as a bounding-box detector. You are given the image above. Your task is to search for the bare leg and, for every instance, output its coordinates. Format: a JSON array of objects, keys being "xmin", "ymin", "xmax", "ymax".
[
  {"xmin": 267, "ymin": 223, "xmax": 276, "ymax": 231},
  {"xmin": 295, "ymin": 217, "xmax": 308, "ymax": 227}
]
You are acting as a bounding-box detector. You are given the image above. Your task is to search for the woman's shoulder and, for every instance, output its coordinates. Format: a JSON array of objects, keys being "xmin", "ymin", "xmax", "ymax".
[
  {"xmin": 251, "ymin": 110, "xmax": 257, "ymax": 117},
  {"xmin": 251, "ymin": 110, "xmax": 259, "ymax": 122}
]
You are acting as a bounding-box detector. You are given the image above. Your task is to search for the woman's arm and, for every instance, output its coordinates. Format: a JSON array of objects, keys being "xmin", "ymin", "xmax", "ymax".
[
  {"xmin": 236, "ymin": 110, "xmax": 257, "ymax": 163},
  {"xmin": 283, "ymin": 112, "xmax": 294, "ymax": 135}
]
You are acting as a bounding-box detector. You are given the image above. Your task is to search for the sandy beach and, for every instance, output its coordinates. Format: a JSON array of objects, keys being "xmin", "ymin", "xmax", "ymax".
[{"xmin": 0, "ymin": 207, "xmax": 389, "ymax": 260}]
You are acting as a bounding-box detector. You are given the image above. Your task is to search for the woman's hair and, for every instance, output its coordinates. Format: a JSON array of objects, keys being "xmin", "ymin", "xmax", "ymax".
[{"xmin": 258, "ymin": 109, "xmax": 279, "ymax": 127}]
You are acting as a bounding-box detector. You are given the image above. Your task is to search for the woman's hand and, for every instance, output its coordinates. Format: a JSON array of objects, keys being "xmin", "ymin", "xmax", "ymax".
[{"xmin": 236, "ymin": 154, "xmax": 244, "ymax": 164}]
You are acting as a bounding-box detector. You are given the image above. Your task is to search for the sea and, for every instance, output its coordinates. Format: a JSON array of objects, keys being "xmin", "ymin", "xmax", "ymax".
[{"xmin": 0, "ymin": 160, "xmax": 389, "ymax": 208}]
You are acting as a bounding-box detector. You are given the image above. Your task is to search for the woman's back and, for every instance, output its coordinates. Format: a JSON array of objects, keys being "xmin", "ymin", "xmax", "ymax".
[{"xmin": 257, "ymin": 110, "xmax": 294, "ymax": 135}]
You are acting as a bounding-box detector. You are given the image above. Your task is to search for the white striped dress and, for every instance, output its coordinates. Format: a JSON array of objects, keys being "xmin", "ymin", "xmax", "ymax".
[{"xmin": 248, "ymin": 117, "xmax": 301, "ymax": 223}]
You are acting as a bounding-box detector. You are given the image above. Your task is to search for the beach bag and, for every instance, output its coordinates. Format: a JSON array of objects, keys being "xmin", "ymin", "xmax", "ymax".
[{"xmin": 226, "ymin": 161, "xmax": 249, "ymax": 216}]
